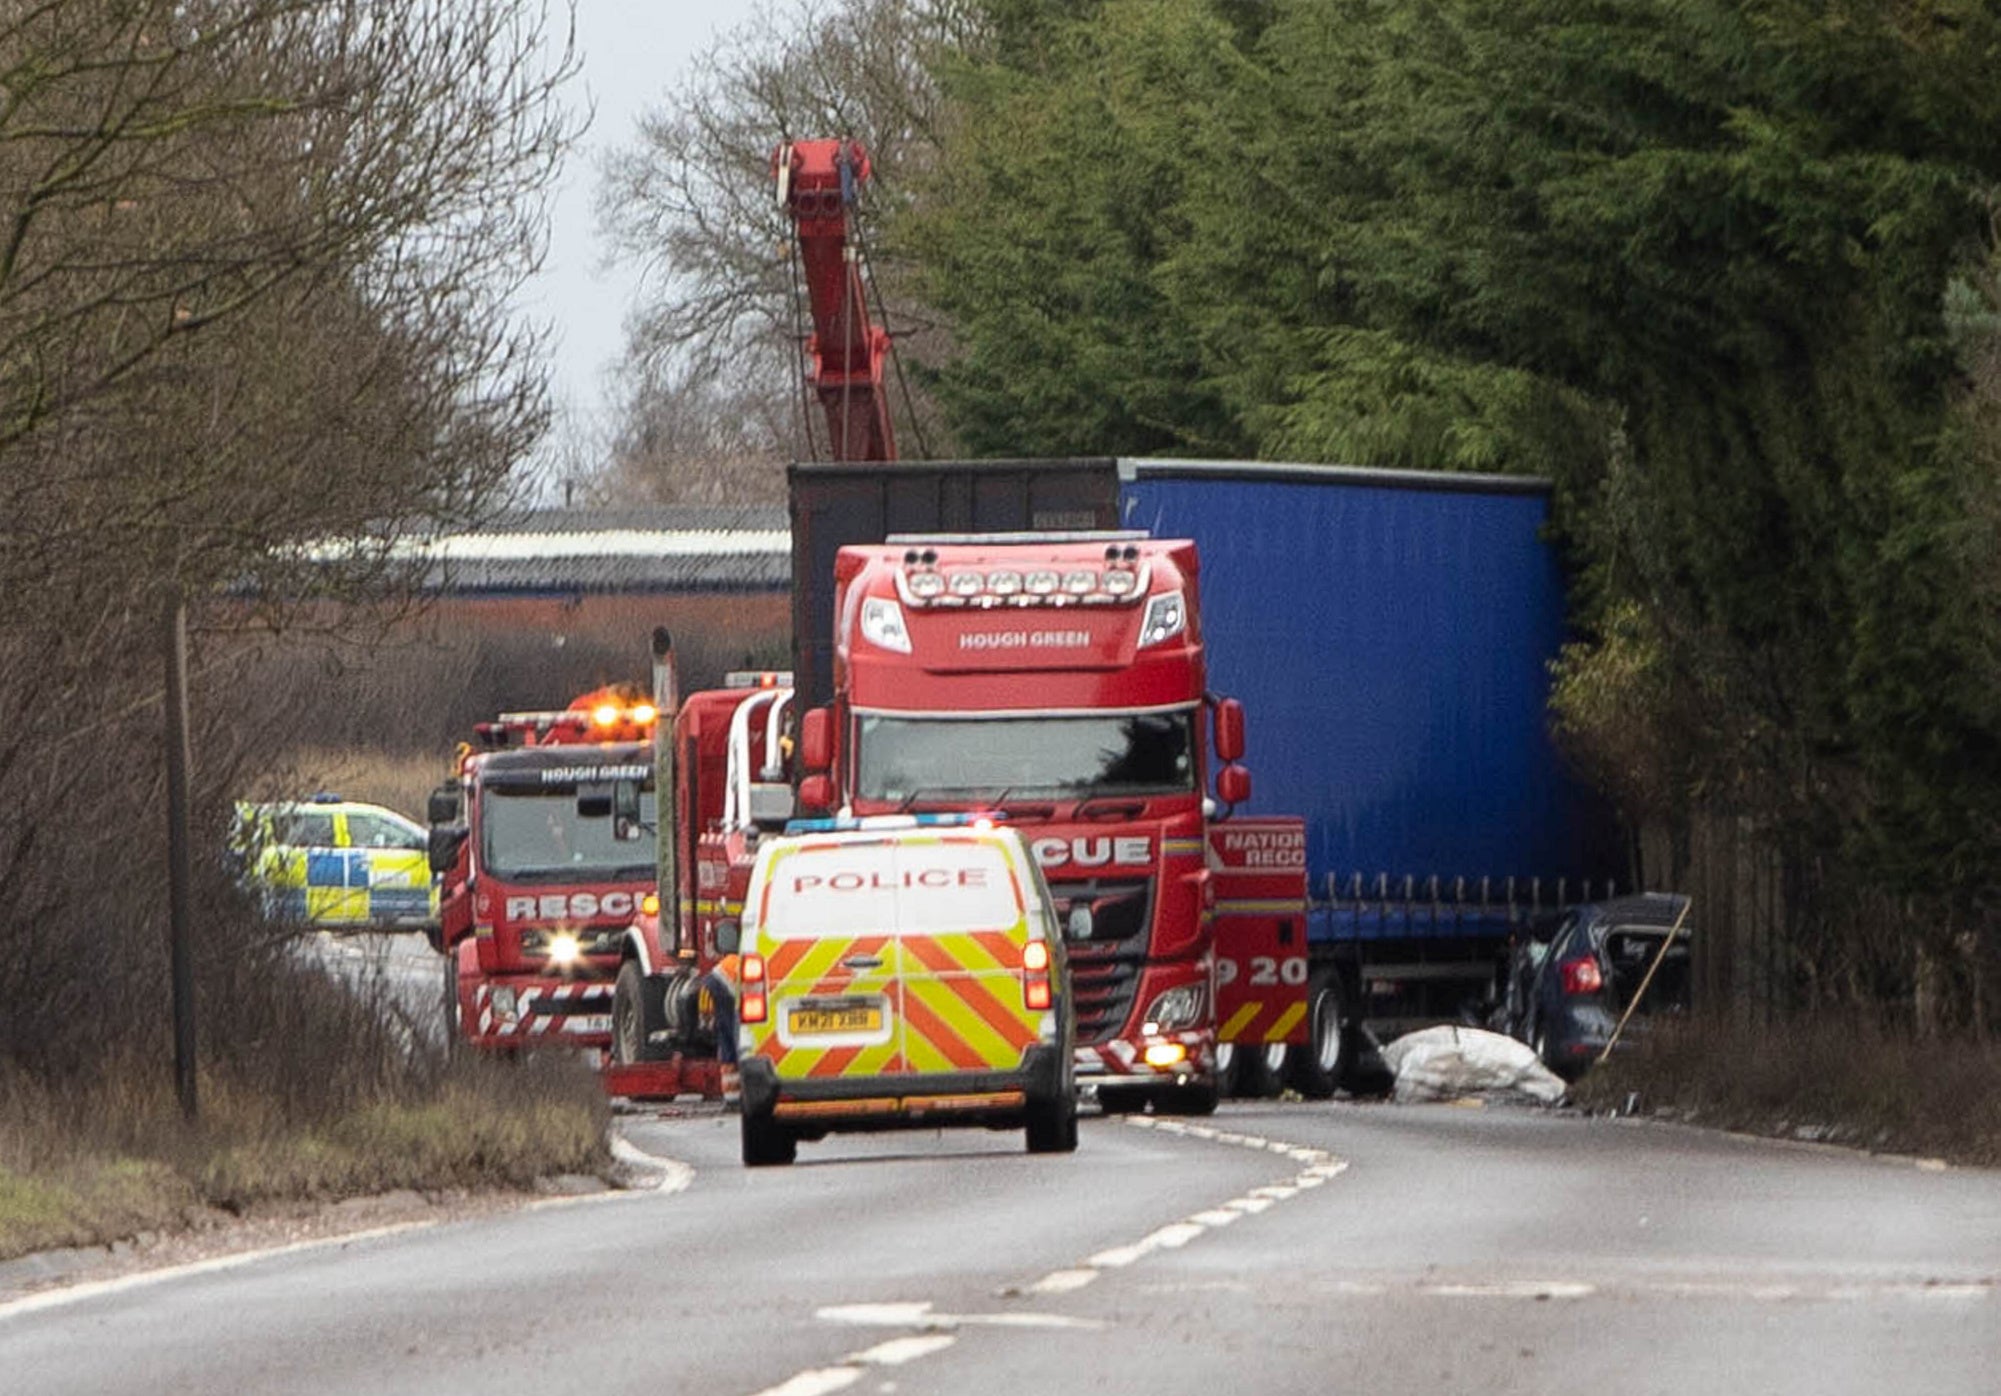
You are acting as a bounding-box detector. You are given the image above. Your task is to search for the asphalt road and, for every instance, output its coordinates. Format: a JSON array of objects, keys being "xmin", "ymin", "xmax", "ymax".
[
  {"xmin": 305, "ymin": 927, "xmax": 450, "ymax": 1045},
  {"xmin": 4, "ymin": 1101, "xmax": 1995, "ymax": 1396}
]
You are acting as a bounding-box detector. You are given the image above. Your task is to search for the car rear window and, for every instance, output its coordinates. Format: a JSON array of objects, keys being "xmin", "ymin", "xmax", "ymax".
[
  {"xmin": 756, "ymin": 837, "xmax": 1026, "ymax": 939},
  {"xmin": 1605, "ymin": 926, "xmax": 1692, "ymax": 1013}
]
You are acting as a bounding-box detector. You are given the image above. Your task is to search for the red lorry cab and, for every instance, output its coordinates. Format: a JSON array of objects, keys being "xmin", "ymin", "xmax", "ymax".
[{"xmin": 429, "ymin": 689, "xmax": 659, "ymax": 1056}]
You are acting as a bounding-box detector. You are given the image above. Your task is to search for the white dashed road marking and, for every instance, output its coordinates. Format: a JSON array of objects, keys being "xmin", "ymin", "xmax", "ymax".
[
  {"xmin": 748, "ymin": 1114, "xmax": 1353, "ymax": 1396},
  {"xmin": 1019, "ymin": 1115, "xmax": 1350, "ymax": 1297}
]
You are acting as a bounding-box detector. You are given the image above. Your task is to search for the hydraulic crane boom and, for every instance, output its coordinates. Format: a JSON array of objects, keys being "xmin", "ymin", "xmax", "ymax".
[{"xmin": 774, "ymin": 138, "xmax": 897, "ymax": 462}]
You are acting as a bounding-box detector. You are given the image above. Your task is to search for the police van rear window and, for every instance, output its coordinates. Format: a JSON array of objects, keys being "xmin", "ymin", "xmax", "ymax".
[{"xmin": 757, "ymin": 838, "xmax": 1025, "ymax": 939}]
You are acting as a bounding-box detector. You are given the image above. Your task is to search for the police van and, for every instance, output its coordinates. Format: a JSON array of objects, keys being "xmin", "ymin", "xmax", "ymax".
[{"xmin": 730, "ymin": 820, "xmax": 1077, "ymax": 1166}]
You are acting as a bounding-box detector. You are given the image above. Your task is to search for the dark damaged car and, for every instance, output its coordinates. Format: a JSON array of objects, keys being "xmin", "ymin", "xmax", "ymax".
[{"xmin": 1500, "ymin": 893, "xmax": 1692, "ymax": 1079}]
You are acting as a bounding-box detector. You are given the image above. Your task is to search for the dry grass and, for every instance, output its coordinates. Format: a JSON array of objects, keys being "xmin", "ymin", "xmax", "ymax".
[
  {"xmin": 0, "ymin": 1055, "xmax": 608, "ymax": 1263},
  {"xmin": 1573, "ymin": 1014, "xmax": 2001, "ymax": 1167},
  {"xmin": 278, "ymin": 746, "xmax": 450, "ymax": 819}
]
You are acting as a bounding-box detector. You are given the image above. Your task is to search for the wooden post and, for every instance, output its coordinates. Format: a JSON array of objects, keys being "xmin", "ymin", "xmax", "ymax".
[{"xmin": 164, "ymin": 585, "xmax": 198, "ymax": 1120}]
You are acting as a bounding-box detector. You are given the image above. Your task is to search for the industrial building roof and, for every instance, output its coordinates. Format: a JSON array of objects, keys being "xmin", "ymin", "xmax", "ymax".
[{"xmin": 411, "ymin": 505, "xmax": 791, "ymax": 595}]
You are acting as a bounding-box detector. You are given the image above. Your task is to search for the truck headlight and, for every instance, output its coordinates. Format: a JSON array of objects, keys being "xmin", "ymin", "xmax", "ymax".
[
  {"xmin": 1139, "ymin": 590, "xmax": 1186, "ymax": 648},
  {"xmin": 860, "ymin": 597, "xmax": 912, "ymax": 653},
  {"xmin": 1143, "ymin": 983, "xmax": 1204, "ymax": 1031}
]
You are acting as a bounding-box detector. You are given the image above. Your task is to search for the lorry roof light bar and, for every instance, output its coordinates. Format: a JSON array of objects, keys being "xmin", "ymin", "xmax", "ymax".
[{"xmin": 893, "ymin": 559, "xmax": 1153, "ymax": 610}]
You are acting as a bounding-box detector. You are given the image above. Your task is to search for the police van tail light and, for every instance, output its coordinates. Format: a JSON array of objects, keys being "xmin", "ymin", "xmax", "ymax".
[
  {"xmin": 741, "ymin": 953, "xmax": 768, "ymax": 1023},
  {"xmin": 1023, "ymin": 937, "xmax": 1053, "ymax": 1011}
]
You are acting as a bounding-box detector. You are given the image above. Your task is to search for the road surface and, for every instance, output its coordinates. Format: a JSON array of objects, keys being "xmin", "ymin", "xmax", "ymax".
[{"xmin": 4, "ymin": 1101, "xmax": 1995, "ymax": 1395}]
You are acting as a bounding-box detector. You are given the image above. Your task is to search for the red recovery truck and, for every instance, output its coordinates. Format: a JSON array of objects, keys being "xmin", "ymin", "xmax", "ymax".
[
  {"xmin": 600, "ymin": 650, "xmax": 782, "ymax": 1103},
  {"xmin": 426, "ymin": 687, "xmax": 667, "ymax": 1058},
  {"xmin": 789, "ymin": 534, "xmax": 1306, "ymax": 1112}
]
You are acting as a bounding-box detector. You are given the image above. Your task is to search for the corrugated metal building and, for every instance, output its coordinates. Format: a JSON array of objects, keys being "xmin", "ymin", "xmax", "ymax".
[
  {"xmin": 404, "ymin": 505, "xmax": 794, "ymax": 713},
  {"xmin": 412, "ymin": 505, "xmax": 790, "ymax": 597}
]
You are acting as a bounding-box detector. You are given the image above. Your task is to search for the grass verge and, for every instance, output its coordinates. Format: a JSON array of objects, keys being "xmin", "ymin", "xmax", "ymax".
[
  {"xmin": 1571, "ymin": 1014, "xmax": 2001, "ymax": 1167},
  {"xmin": 0, "ymin": 1054, "xmax": 610, "ymax": 1265}
]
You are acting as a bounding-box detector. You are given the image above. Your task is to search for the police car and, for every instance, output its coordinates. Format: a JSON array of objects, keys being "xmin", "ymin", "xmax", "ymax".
[{"xmin": 233, "ymin": 795, "xmax": 439, "ymax": 931}]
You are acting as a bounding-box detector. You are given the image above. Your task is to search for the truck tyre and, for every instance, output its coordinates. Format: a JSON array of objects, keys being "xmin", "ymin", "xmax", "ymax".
[
  {"xmin": 612, "ymin": 959, "xmax": 668, "ymax": 1065},
  {"xmin": 1228, "ymin": 1042, "xmax": 1288, "ymax": 1099},
  {"xmin": 741, "ymin": 1112, "xmax": 797, "ymax": 1167},
  {"xmin": 1025, "ymin": 1094, "xmax": 1079, "ymax": 1154},
  {"xmin": 1157, "ymin": 1079, "xmax": 1219, "ymax": 1116},
  {"xmin": 1288, "ymin": 971, "xmax": 1347, "ymax": 1100},
  {"xmin": 1096, "ymin": 1086, "xmax": 1148, "ymax": 1115}
]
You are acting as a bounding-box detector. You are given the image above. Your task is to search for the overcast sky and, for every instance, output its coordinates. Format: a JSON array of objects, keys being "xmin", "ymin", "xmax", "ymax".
[{"xmin": 518, "ymin": 0, "xmax": 766, "ymax": 482}]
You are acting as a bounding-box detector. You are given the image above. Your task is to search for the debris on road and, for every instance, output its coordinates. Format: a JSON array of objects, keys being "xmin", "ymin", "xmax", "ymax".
[{"xmin": 1381, "ymin": 1026, "xmax": 1569, "ymax": 1105}]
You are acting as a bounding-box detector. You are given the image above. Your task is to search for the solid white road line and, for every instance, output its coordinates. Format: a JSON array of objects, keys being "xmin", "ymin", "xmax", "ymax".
[{"xmin": 0, "ymin": 1128, "xmax": 696, "ymax": 1322}]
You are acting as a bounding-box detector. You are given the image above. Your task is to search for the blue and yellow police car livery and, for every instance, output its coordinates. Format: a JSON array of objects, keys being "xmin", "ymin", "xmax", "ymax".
[{"xmin": 233, "ymin": 795, "xmax": 439, "ymax": 931}]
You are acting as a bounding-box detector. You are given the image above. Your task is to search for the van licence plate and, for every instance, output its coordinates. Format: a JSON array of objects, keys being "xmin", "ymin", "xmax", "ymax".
[{"xmin": 790, "ymin": 1002, "xmax": 883, "ymax": 1036}]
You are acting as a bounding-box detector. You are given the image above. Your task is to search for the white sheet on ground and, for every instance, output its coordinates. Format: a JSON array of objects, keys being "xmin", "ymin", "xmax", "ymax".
[{"xmin": 1380, "ymin": 1025, "xmax": 1569, "ymax": 1104}]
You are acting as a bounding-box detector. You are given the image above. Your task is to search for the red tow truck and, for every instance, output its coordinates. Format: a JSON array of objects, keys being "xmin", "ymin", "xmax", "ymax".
[{"xmin": 426, "ymin": 687, "xmax": 667, "ymax": 1059}]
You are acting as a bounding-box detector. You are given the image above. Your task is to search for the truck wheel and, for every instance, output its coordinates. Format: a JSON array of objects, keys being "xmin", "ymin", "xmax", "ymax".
[
  {"xmin": 1287, "ymin": 972, "xmax": 1347, "ymax": 1100},
  {"xmin": 612, "ymin": 960, "xmax": 668, "ymax": 1065},
  {"xmin": 1025, "ymin": 1094, "xmax": 1079, "ymax": 1154},
  {"xmin": 741, "ymin": 1112, "xmax": 797, "ymax": 1167},
  {"xmin": 1096, "ymin": 1086, "xmax": 1147, "ymax": 1115},
  {"xmin": 1157, "ymin": 1079, "xmax": 1219, "ymax": 1116},
  {"xmin": 1231, "ymin": 1042, "xmax": 1288, "ymax": 1099}
]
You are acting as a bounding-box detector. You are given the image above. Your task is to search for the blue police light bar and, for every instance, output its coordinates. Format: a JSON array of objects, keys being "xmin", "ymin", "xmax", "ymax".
[{"xmin": 782, "ymin": 812, "xmax": 1009, "ymax": 835}]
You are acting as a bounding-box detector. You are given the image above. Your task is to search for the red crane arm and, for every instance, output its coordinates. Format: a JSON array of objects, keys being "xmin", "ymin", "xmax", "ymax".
[{"xmin": 774, "ymin": 138, "xmax": 898, "ymax": 463}]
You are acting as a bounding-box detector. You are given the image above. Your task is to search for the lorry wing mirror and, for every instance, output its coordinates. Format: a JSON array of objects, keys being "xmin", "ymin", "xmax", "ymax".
[
  {"xmin": 797, "ymin": 772, "xmax": 835, "ymax": 815},
  {"xmin": 426, "ymin": 824, "xmax": 467, "ymax": 875},
  {"xmin": 426, "ymin": 782, "xmax": 463, "ymax": 826},
  {"xmin": 799, "ymin": 706, "xmax": 833, "ymax": 773},
  {"xmin": 714, "ymin": 918, "xmax": 741, "ymax": 956},
  {"xmin": 613, "ymin": 779, "xmax": 642, "ymax": 826},
  {"xmin": 1213, "ymin": 698, "xmax": 1245, "ymax": 764},
  {"xmin": 1216, "ymin": 763, "xmax": 1251, "ymax": 808}
]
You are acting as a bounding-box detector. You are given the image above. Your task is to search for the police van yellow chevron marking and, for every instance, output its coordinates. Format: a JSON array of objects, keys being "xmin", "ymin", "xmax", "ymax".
[{"xmin": 897, "ymin": 932, "xmax": 1042, "ymax": 1065}]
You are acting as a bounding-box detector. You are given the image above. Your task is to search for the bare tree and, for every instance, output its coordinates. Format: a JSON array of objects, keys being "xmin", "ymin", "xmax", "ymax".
[
  {"xmin": 0, "ymin": 0, "xmax": 583, "ymax": 1077},
  {"xmin": 593, "ymin": 0, "xmax": 978, "ymax": 499},
  {"xmin": 594, "ymin": 357, "xmax": 793, "ymax": 505}
]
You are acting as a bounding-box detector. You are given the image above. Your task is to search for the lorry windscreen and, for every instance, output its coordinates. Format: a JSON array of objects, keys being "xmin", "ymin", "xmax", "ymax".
[
  {"xmin": 480, "ymin": 784, "xmax": 658, "ymax": 882},
  {"xmin": 855, "ymin": 711, "xmax": 1196, "ymax": 803}
]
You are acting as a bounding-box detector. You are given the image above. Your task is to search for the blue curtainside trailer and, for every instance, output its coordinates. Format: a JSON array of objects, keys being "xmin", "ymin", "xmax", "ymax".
[{"xmin": 1118, "ymin": 459, "xmax": 1623, "ymax": 1090}]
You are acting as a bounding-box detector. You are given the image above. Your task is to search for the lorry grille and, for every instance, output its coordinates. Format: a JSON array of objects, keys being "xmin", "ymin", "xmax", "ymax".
[
  {"xmin": 1065, "ymin": 948, "xmax": 1140, "ymax": 1045},
  {"xmin": 1050, "ymin": 877, "xmax": 1151, "ymax": 949},
  {"xmin": 1050, "ymin": 877, "xmax": 1150, "ymax": 1045}
]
